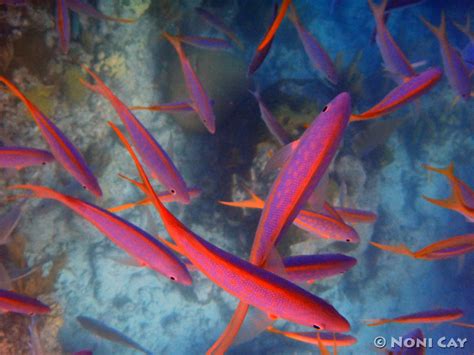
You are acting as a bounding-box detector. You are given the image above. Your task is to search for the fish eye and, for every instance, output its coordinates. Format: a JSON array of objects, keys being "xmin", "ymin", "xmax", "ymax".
[
  {"xmin": 346, "ymin": 238, "xmax": 350, "ymax": 242},
  {"xmin": 322, "ymin": 105, "xmax": 328, "ymax": 112},
  {"xmin": 42, "ymin": 162, "xmax": 46, "ymax": 165},
  {"xmin": 82, "ymin": 185, "xmax": 87, "ymax": 190},
  {"xmin": 169, "ymin": 276, "xmax": 176, "ymax": 281},
  {"xmin": 313, "ymin": 324, "xmax": 320, "ymax": 329},
  {"xmin": 170, "ymin": 189, "xmax": 176, "ymax": 195}
]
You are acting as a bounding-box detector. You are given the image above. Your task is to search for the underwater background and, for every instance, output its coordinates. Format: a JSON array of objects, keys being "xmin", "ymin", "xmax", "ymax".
[{"xmin": 0, "ymin": 0, "xmax": 473, "ymax": 354}]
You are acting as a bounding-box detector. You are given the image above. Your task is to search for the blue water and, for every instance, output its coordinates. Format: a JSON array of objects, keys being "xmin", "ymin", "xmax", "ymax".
[{"xmin": 0, "ymin": 0, "xmax": 473, "ymax": 354}]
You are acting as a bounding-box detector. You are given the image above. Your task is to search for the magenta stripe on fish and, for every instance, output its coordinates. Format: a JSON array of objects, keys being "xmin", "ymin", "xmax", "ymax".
[{"xmin": 0, "ymin": 147, "xmax": 54, "ymax": 169}]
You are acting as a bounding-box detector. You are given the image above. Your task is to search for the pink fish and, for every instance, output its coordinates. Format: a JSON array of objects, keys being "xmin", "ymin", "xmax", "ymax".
[
  {"xmin": 109, "ymin": 121, "xmax": 350, "ymax": 333},
  {"xmin": 195, "ymin": 7, "xmax": 243, "ymax": 49},
  {"xmin": 0, "ymin": 77, "xmax": 102, "ymax": 196},
  {"xmin": 210, "ymin": 93, "xmax": 351, "ymax": 353},
  {"xmin": 0, "ymin": 147, "xmax": 54, "ymax": 170},
  {"xmin": 163, "ymin": 32, "xmax": 216, "ymax": 134},
  {"xmin": 0, "ymin": 289, "xmax": 50, "ymax": 315},
  {"xmin": 350, "ymin": 67, "xmax": 442, "ymax": 121},
  {"xmin": 9, "ymin": 184, "xmax": 192, "ymax": 285},
  {"xmin": 421, "ymin": 13, "xmax": 471, "ymax": 100},
  {"xmin": 175, "ymin": 36, "xmax": 232, "ymax": 51},
  {"xmin": 256, "ymin": 0, "xmax": 292, "ymax": 51},
  {"xmin": 80, "ymin": 66, "xmax": 190, "ymax": 204}
]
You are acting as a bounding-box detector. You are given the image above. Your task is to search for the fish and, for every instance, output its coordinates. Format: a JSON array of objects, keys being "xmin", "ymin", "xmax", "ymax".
[
  {"xmin": 195, "ymin": 7, "xmax": 243, "ymax": 49},
  {"xmin": 287, "ymin": 3, "xmax": 338, "ymax": 85},
  {"xmin": 389, "ymin": 328, "xmax": 425, "ymax": 355},
  {"xmin": 76, "ymin": 316, "xmax": 152, "ymax": 355},
  {"xmin": 0, "ymin": 200, "xmax": 27, "ymax": 245},
  {"xmin": 130, "ymin": 100, "xmax": 195, "ymax": 112},
  {"xmin": 0, "ymin": 147, "xmax": 54, "ymax": 170},
  {"xmin": 370, "ymin": 234, "xmax": 474, "ymax": 260},
  {"xmin": 283, "ymin": 254, "xmax": 357, "ymax": 284},
  {"xmin": 219, "ymin": 189, "xmax": 360, "ymax": 243},
  {"xmin": 80, "ymin": 66, "xmax": 190, "ymax": 203},
  {"xmin": 350, "ymin": 67, "xmax": 442, "ymax": 121},
  {"xmin": 368, "ymin": 0, "xmax": 416, "ymax": 81},
  {"xmin": 422, "ymin": 163, "xmax": 474, "ymax": 221},
  {"xmin": 454, "ymin": 16, "xmax": 474, "ymax": 71},
  {"xmin": 366, "ymin": 308, "xmax": 464, "ymax": 326},
  {"xmin": 267, "ymin": 327, "xmax": 357, "ymax": 347},
  {"xmin": 249, "ymin": 89, "xmax": 291, "ymax": 145},
  {"xmin": 57, "ymin": 0, "xmax": 135, "ymax": 54},
  {"xmin": 9, "ymin": 184, "xmax": 192, "ymax": 285},
  {"xmin": 256, "ymin": 0, "xmax": 292, "ymax": 51},
  {"xmin": 29, "ymin": 316, "xmax": 45, "ymax": 355},
  {"xmin": 248, "ymin": 3, "xmax": 278, "ymax": 76},
  {"xmin": 209, "ymin": 93, "xmax": 351, "ymax": 354},
  {"xmin": 174, "ymin": 36, "xmax": 232, "ymax": 51},
  {"xmin": 163, "ymin": 32, "xmax": 216, "ymax": 134},
  {"xmin": 0, "ymin": 289, "xmax": 50, "ymax": 315},
  {"xmin": 108, "ymin": 187, "xmax": 202, "ymax": 213},
  {"xmin": 420, "ymin": 13, "xmax": 471, "ymax": 100},
  {"xmin": 0, "ymin": 77, "xmax": 102, "ymax": 196},
  {"xmin": 109, "ymin": 121, "xmax": 351, "ymax": 333}
]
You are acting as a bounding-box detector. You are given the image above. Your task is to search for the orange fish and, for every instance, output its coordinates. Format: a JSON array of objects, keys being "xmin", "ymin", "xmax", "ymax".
[
  {"xmin": 366, "ymin": 308, "xmax": 464, "ymax": 326},
  {"xmin": 267, "ymin": 326, "xmax": 357, "ymax": 348},
  {"xmin": 422, "ymin": 162, "xmax": 474, "ymax": 222},
  {"xmin": 257, "ymin": 0, "xmax": 292, "ymax": 50},
  {"xmin": 370, "ymin": 234, "xmax": 474, "ymax": 260}
]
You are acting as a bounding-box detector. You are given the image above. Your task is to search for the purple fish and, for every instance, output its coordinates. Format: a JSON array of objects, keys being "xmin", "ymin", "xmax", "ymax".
[
  {"xmin": 249, "ymin": 89, "xmax": 290, "ymax": 145},
  {"xmin": 10, "ymin": 184, "xmax": 193, "ymax": 285},
  {"xmin": 421, "ymin": 13, "xmax": 471, "ymax": 100},
  {"xmin": 287, "ymin": 3, "xmax": 338, "ymax": 85},
  {"xmin": 56, "ymin": 0, "xmax": 70, "ymax": 54},
  {"xmin": 0, "ymin": 147, "xmax": 54, "ymax": 170},
  {"xmin": 176, "ymin": 36, "xmax": 232, "ymax": 51},
  {"xmin": 195, "ymin": 7, "xmax": 243, "ymax": 49},
  {"xmin": 248, "ymin": 3, "xmax": 278, "ymax": 76},
  {"xmin": 0, "ymin": 77, "xmax": 102, "ymax": 196},
  {"xmin": 80, "ymin": 66, "xmax": 191, "ymax": 204},
  {"xmin": 283, "ymin": 254, "xmax": 357, "ymax": 283},
  {"xmin": 369, "ymin": 0, "xmax": 416, "ymax": 81},
  {"xmin": 0, "ymin": 289, "xmax": 50, "ymax": 315}
]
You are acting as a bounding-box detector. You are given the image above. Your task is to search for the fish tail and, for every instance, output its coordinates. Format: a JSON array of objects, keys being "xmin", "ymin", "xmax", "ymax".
[
  {"xmin": 420, "ymin": 12, "xmax": 446, "ymax": 41},
  {"xmin": 364, "ymin": 318, "xmax": 392, "ymax": 327},
  {"xmin": 108, "ymin": 196, "xmax": 150, "ymax": 213},
  {"xmin": 218, "ymin": 188, "xmax": 264, "ymax": 209},
  {"xmin": 422, "ymin": 195, "xmax": 458, "ymax": 211},
  {"xmin": 453, "ymin": 15, "xmax": 474, "ymax": 41},
  {"xmin": 102, "ymin": 14, "xmax": 136, "ymax": 24},
  {"xmin": 451, "ymin": 321, "xmax": 474, "ymax": 329},
  {"xmin": 266, "ymin": 326, "xmax": 283, "ymax": 335},
  {"xmin": 7, "ymin": 184, "xmax": 63, "ymax": 202},
  {"xmin": 367, "ymin": 0, "xmax": 388, "ymax": 23},
  {"xmin": 117, "ymin": 173, "xmax": 147, "ymax": 195},
  {"xmin": 370, "ymin": 241, "xmax": 415, "ymax": 257},
  {"xmin": 286, "ymin": 2, "xmax": 299, "ymax": 24},
  {"xmin": 155, "ymin": 235, "xmax": 184, "ymax": 256},
  {"xmin": 422, "ymin": 162, "xmax": 455, "ymax": 178},
  {"xmin": 79, "ymin": 65, "xmax": 113, "ymax": 99},
  {"xmin": 162, "ymin": 32, "xmax": 183, "ymax": 52},
  {"xmin": 0, "ymin": 77, "xmax": 37, "ymax": 114}
]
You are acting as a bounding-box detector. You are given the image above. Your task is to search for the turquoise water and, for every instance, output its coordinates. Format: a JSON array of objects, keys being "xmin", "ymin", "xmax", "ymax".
[{"xmin": 0, "ymin": 0, "xmax": 472, "ymax": 354}]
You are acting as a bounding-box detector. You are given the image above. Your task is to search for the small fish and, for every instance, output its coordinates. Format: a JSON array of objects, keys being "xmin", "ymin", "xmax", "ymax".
[
  {"xmin": 256, "ymin": 0, "xmax": 292, "ymax": 51},
  {"xmin": 366, "ymin": 308, "xmax": 464, "ymax": 326},
  {"xmin": 0, "ymin": 77, "xmax": 102, "ymax": 196},
  {"xmin": 248, "ymin": 3, "xmax": 279, "ymax": 76},
  {"xmin": 163, "ymin": 32, "xmax": 216, "ymax": 134},
  {"xmin": 0, "ymin": 200, "xmax": 27, "ymax": 245},
  {"xmin": 209, "ymin": 93, "xmax": 351, "ymax": 354},
  {"xmin": 108, "ymin": 187, "xmax": 201, "ymax": 213},
  {"xmin": 80, "ymin": 66, "xmax": 190, "ymax": 203},
  {"xmin": 9, "ymin": 184, "xmax": 192, "ymax": 285},
  {"xmin": 0, "ymin": 289, "xmax": 50, "ymax": 315},
  {"xmin": 195, "ymin": 7, "xmax": 243, "ymax": 49},
  {"xmin": 109, "ymin": 121, "xmax": 350, "ymax": 333},
  {"xmin": 267, "ymin": 326, "xmax": 357, "ymax": 347},
  {"xmin": 420, "ymin": 13, "xmax": 471, "ymax": 100},
  {"xmin": 332, "ymin": 207, "xmax": 377, "ymax": 224},
  {"xmin": 287, "ymin": 3, "xmax": 338, "ymax": 84},
  {"xmin": 249, "ymin": 89, "xmax": 291, "ymax": 145},
  {"xmin": 57, "ymin": 0, "xmax": 135, "ymax": 54},
  {"xmin": 370, "ymin": 234, "xmax": 474, "ymax": 260},
  {"xmin": 454, "ymin": 16, "xmax": 474, "ymax": 74},
  {"xmin": 283, "ymin": 254, "xmax": 357, "ymax": 284},
  {"xmin": 350, "ymin": 67, "xmax": 442, "ymax": 121},
  {"xmin": 175, "ymin": 36, "xmax": 232, "ymax": 51},
  {"xmin": 389, "ymin": 328, "xmax": 425, "ymax": 355},
  {"xmin": 129, "ymin": 100, "xmax": 194, "ymax": 112},
  {"xmin": 422, "ymin": 163, "xmax": 474, "ymax": 221},
  {"xmin": 219, "ymin": 189, "xmax": 360, "ymax": 243},
  {"xmin": 368, "ymin": 0, "xmax": 416, "ymax": 81},
  {"xmin": 76, "ymin": 316, "xmax": 152, "ymax": 355},
  {"xmin": 0, "ymin": 147, "xmax": 54, "ymax": 170}
]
